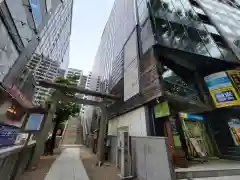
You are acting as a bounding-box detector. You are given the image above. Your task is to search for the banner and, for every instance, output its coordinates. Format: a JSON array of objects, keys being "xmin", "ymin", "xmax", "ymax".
[
  {"xmin": 154, "ymin": 101, "xmax": 170, "ymax": 118},
  {"xmin": 204, "ymin": 71, "xmax": 240, "ymax": 108}
]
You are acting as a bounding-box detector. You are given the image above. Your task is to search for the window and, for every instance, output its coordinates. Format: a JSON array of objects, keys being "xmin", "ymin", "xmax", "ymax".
[{"xmin": 30, "ymin": 0, "xmax": 43, "ymax": 28}]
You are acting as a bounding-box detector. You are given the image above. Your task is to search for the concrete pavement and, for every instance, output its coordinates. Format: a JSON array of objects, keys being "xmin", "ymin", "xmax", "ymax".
[{"xmin": 44, "ymin": 147, "xmax": 89, "ymax": 180}]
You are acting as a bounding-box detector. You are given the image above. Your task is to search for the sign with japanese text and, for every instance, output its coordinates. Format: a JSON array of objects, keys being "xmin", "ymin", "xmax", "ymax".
[
  {"xmin": 0, "ymin": 124, "xmax": 21, "ymax": 147},
  {"xmin": 204, "ymin": 71, "xmax": 240, "ymax": 108},
  {"xmin": 227, "ymin": 70, "xmax": 240, "ymax": 94}
]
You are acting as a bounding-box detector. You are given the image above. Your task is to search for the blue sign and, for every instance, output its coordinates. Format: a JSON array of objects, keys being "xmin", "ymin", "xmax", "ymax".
[
  {"xmin": 206, "ymin": 76, "xmax": 231, "ymax": 88},
  {"xmin": 0, "ymin": 124, "xmax": 20, "ymax": 147},
  {"xmin": 187, "ymin": 114, "xmax": 204, "ymax": 121},
  {"xmin": 25, "ymin": 114, "xmax": 44, "ymax": 131},
  {"xmin": 30, "ymin": 0, "xmax": 42, "ymax": 28},
  {"xmin": 214, "ymin": 90, "xmax": 237, "ymax": 103}
]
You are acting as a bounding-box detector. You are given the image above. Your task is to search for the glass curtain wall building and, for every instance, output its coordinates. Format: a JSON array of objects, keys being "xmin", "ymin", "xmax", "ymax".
[
  {"xmin": 84, "ymin": 0, "xmax": 137, "ymax": 132},
  {"xmin": 88, "ymin": 0, "xmax": 240, "ymax": 122},
  {"xmin": 149, "ymin": 0, "xmax": 239, "ymax": 61},
  {"xmin": 31, "ymin": 0, "xmax": 73, "ymax": 104}
]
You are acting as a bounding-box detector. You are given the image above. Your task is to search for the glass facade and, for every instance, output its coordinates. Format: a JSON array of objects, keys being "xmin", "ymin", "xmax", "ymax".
[
  {"xmin": 0, "ymin": 18, "xmax": 19, "ymax": 82},
  {"xmin": 32, "ymin": 0, "xmax": 73, "ymax": 104},
  {"xmin": 149, "ymin": 0, "xmax": 239, "ymax": 62},
  {"xmin": 29, "ymin": 0, "xmax": 43, "ymax": 28},
  {"xmin": 35, "ymin": 0, "xmax": 72, "ymax": 63},
  {"xmin": 91, "ymin": 0, "xmax": 136, "ymax": 93},
  {"xmin": 197, "ymin": 0, "xmax": 240, "ymax": 59}
]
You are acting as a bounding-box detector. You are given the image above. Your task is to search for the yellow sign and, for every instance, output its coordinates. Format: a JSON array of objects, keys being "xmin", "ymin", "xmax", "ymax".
[
  {"xmin": 209, "ymin": 86, "xmax": 240, "ymax": 108},
  {"xmin": 205, "ymin": 71, "xmax": 240, "ymax": 108},
  {"xmin": 227, "ymin": 70, "xmax": 240, "ymax": 94}
]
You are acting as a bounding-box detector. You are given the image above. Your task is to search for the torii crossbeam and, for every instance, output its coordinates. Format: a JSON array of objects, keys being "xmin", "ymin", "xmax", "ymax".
[{"xmin": 38, "ymin": 80, "xmax": 119, "ymax": 164}]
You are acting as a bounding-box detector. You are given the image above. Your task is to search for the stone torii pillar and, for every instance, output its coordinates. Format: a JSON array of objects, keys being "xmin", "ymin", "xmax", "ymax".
[{"xmin": 37, "ymin": 80, "xmax": 120, "ymax": 163}]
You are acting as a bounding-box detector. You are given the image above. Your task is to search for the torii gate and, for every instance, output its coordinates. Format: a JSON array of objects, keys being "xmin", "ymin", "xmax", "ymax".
[{"xmin": 38, "ymin": 80, "xmax": 120, "ymax": 164}]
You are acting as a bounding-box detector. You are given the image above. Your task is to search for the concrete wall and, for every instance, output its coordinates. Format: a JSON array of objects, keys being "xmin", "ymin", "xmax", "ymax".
[{"xmin": 108, "ymin": 106, "xmax": 147, "ymax": 136}]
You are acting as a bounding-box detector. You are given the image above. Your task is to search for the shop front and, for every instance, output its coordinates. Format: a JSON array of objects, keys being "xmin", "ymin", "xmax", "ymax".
[
  {"xmin": 179, "ymin": 113, "xmax": 215, "ymax": 159},
  {"xmin": 204, "ymin": 70, "xmax": 240, "ymax": 159},
  {"xmin": 150, "ymin": 100, "xmax": 215, "ymax": 167}
]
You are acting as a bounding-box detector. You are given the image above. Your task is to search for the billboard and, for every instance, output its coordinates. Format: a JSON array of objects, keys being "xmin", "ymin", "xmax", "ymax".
[{"xmin": 204, "ymin": 71, "xmax": 240, "ymax": 108}]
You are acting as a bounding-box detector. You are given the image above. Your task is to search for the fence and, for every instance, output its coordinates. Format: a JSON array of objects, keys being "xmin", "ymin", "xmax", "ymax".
[
  {"xmin": 0, "ymin": 141, "xmax": 36, "ymax": 180},
  {"xmin": 131, "ymin": 136, "xmax": 176, "ymax": 180}
]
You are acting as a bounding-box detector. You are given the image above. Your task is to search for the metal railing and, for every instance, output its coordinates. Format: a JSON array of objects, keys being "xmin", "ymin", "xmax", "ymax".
[{"xmin": 0, "ymin": 141, "xmax": 36, "ymax": 180}]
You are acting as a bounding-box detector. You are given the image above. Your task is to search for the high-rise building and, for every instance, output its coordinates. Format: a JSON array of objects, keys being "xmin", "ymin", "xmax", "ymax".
[
  {"xmin": 90, "ymin": 0, "xmax": 240, "ymax": 162},
  {"xmin": 57, "ymin": 68, "xmax": 66, "ymax": 77},
  {"xmin": 35, "ymin": 0, "xmax": 73, "ymax": 64},
  {"xmin": 65, "ymin": 68, "xmax": 83, "ymax": 86},
  {"xmin": 27, "ymin": 54, "xmax": 60, "ymax": 104},
  {"xmin": 0, "ymin": 0, "xmax": 72, "ymax": 106},
  {"xmin": 79, "ymin": 75, "xmax": 87, "ymax": 89},
  {"xmin": 29, "ymin": 0, "xmax": 73, "ymax": 105}
]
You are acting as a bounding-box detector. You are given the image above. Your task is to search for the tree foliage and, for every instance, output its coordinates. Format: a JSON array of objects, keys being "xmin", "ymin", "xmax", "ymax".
[{"xmin": 52, "ymin": 74, "xmax": 81, "ymax": 122}]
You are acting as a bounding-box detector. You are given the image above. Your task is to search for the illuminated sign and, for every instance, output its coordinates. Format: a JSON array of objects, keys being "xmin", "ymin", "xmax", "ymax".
[{"xmin": 205, "ymin": 71, "xmax": 240, "ymax": 108}]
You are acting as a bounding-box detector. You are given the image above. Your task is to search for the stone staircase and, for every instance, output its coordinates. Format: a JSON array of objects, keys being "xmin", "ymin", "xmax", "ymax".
[
  {"xmin": 176, "ymin": 160, "xmax": 240, "ymax": 179},
  {"xmin": 61, "ymin": 117, "xmax": 83, "ymax": 145}
]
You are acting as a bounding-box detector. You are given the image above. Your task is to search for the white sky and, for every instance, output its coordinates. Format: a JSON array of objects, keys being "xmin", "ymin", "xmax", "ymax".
[{"xmin": 69, "ymin": 0, "xmax": 114, "ymax": 74}]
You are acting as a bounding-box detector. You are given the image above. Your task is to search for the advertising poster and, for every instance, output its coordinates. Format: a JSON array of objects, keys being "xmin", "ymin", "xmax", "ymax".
[
  {"xmin": 204, "ymin": 72, "xmax": 240, "ymax": 108},
  {"xmin": 226, "ymin": 70, "xmax": 240, "ymax": 94},
  {"xmin": 228, "ymin": 118, "xmax": 240, "ymax": 145}
]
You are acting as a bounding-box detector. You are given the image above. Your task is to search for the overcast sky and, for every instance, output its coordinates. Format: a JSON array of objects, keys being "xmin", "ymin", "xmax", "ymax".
[{"xmin": 69, "ymin": 0, "xmax": 114, "ymax": 74}]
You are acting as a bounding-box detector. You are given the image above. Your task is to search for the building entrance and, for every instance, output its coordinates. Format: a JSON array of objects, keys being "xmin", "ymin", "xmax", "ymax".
[{"xmin": 180, "ymin": 113, "xmax": 215, "ymax": 159}]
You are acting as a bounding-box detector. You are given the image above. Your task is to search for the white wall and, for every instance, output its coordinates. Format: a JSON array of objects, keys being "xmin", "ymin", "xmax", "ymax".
[{"xmin": 108, "ymin": 106, "xmax": 147, "ymax": 136}]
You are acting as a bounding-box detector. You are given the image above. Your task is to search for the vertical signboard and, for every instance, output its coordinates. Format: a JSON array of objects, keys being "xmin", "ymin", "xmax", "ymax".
[{"xmin": 205, "ymin": 71, "xmax": 240, "ymax": 108}]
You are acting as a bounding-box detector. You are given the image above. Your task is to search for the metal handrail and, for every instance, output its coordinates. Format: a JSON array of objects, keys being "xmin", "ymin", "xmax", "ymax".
[{"xmin": 0, "ymin": 141, "xmax": 36, "ymax": 180}]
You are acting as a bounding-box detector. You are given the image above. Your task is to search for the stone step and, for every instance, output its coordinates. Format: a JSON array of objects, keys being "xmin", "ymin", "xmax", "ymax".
[
  {"xmin": 180, "ymin": 175, "xmax": 240, "ymax": 179},
  {"xmin": 176, "ymin": 165, "xmax": 240, "ymax": 179}
]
